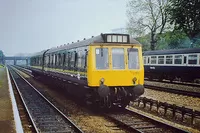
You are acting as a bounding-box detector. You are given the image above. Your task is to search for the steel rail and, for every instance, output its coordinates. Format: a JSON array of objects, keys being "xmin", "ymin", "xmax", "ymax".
[
  {"xmin": 145, "ymin": 78, "xmax": 200, "ymax": 88},
  {"xmin": 105, "ymin": 108, "xmax": 190, "ymax": 133},
  {"xmin": 8, "ymin": 66, "xmax": 83, "ymax": 133},
  {"xmin": 144, "ymin": 84, "xmax": 200, "ymax": 98}
]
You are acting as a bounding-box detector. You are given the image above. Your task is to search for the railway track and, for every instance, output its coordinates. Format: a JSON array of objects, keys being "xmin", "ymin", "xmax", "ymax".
[
  {"xmin": 8, "ymin": 66, "xmax": 83, "ymax": 133},
  {"xmin": 145, "ymin": 78, "xmax": 200, "ymax": 88},
  {"xmin": 106, "ymin": 108, "xmax": 189, "ymax": 133},
  {"xmin": 144, "ymin": 84, "xmax": 200, "ymax": 98}
]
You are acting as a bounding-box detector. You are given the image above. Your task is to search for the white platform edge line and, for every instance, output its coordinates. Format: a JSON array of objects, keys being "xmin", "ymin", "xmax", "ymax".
[{"xmin": 6, "ymin": 67, "xmax": 24, "ymax": 133}]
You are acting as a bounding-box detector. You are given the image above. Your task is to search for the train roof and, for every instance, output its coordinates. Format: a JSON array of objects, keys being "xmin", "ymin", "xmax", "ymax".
[
  {"xmin": 31, "ymin": 50, "xmax": 48, "ymax": 57},
  {"xmin": 143, "ymin": 48, "xmax": 200, "ymax": 56},
  {"xmin": 46, "ymin": 33, "xmax": 141, "ymax": 54}
]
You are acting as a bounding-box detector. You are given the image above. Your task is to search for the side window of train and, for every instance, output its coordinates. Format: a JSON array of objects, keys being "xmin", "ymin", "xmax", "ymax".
[
  {"xmin": 166, "ymin": 55, "xmax": 173, "ymax": 64},
  {"xmin": 84, "ymin": 49, "xmax": 88, "ymax": 70},
  {"xmin": 63, "ymin": 53, "xmax": 66, "ymax": 67},
  {"xmin": 143, "ymin": 56, "xmax": 146, "ymax": 64},
  {"xmin": 174, "ymin": 55, "xmax": 182, "ymax": 64},
  {"xmin": 70, "ymin": 51, "xmax": 76, "ymax": 69},
  {"xmin": 158, "ymin": 56, "xmax": 164, "ymax": 64},
  {"xmin": 48, "ymin": 55, "xmax": 50, "ymax": 66},
  {"xmin": 67, "ymin": 52, "xmax": 71, "ymax": 68},
  {"xmin": 148, "ymin": 57, "xmax": 150, "ymax": 64},
  {"xmin": 74, "ymin": 51, "xmax": 78, "ymax": 70},
  {"xmin": 51, "ymin": 54, "xmax": 54, "ymax": 66},
  {"xmin": 54, "ymin": 54, "xmax": 56, "ymax": 66},
  {"xmin": 188, "ymin": 54, "xmax": 197, "ymax": 64},
  {"xmin": 65, "ymin": 52, "xmax": 69, "ymax": 69},
  {"xmin": 199, "ymin": 55, "xmax": 200, "ymax": 65},
  {"xmin": 150, "ymin": 56, "xmax": 157, "ymax": 64},
  {"xmin": 76, "ymin": 51, "xmax": 81, "ymax": 71}
]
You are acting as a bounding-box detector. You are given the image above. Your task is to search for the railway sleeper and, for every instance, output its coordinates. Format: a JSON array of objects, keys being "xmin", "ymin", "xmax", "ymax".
[{"xmin": 135, "ymin": 97, "xmax": 200, "ymax": 124}]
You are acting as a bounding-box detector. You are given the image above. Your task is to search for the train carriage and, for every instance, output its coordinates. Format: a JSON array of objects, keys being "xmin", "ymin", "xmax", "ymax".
[
  {"xmin": 30, "ymin": 33, "xmax": 144, "ymax": 108},
  {"xmin": 143, "ymin": 48, "xmax": 200, "ymax": 82}
]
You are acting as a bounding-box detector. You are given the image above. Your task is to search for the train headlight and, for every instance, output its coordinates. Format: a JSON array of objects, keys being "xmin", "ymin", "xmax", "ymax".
[
  {"xmin": 132, "ymin": 77, "xmax": 137, "ymax": 84},
  {"xmin": 100, "ymin": 78, "xmax": 105, "ymax": 85}
]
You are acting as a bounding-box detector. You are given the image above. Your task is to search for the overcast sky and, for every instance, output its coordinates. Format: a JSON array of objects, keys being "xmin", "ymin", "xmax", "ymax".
[{"xmin": 0, "ymin": 0, "xmax": 129, "ymax": 56}]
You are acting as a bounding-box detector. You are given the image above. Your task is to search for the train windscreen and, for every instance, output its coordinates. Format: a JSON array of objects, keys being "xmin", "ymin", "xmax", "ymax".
[
  {"xmin": 127, "ymin": 48, "xmax": 139, "ymax": 69},
  {"xmin": 112, "ymin": 48, "xmax": 125, "ymax": 69},
  {"xmin": 95, "ymin": 48, "xmax": 109, "ymax": 69}
]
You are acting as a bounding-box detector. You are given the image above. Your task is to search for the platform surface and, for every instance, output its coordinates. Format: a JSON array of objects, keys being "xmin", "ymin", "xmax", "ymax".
[{"xmin": 0, "ymin": 67, "xmax": 15, "ymax": 133}]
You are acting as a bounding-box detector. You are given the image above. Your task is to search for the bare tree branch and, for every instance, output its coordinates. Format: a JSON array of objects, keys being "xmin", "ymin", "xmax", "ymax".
[{"xmin": 126, "ymin": 0, "xmax": 170, "ymax": 50}]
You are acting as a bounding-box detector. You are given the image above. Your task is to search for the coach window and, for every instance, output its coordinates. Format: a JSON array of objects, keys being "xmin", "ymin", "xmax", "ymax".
[
  {"xmin": 150, "ymin": 56, "xmax": 157, "ymax": 64},
  {"xmin": 158, "ymin": 56, "xmax": 164, "ymax": 64},
  {"xmin": 188, "ymin": 55, "xmax": 197, "ymax": 64},
  {"xmin": 112, "ymin": 35, "xmax": 117, "ymax": 42},
  {"xmin": 70, "ymin": 51, "xmax": 76, "ymax": 69},
  {"xmin": 58, "ymin": 53, "xmax": 62, "ymax": 66},
  {"xmin": 112, "ymin": 48, "xmax": 125, "ymax": 69},
  {"xmin": 127, "ymin": 48, "xmax": 139, "ymax": 69},
  {"xmin": 96, "ymin": 48, "xmax": 109, "ymax": 69},
  {"xmin": 77, "ymin": 51, "xmax": 82, "ymax": 70},
  {"xmin": 63, "ymin": 53, "xmax": 66, "ymax": 67},
  {"xmin": 143, "ymin": 57, "xmax": 147, "ymax": 64},
  {"xmin": 174, "ymin": 55, "xmax": 182, "ymax": 64},
  {"xmin": 199, "ymin": 55, "xmax": 200, "ymax": 65},
  {"xmin": 166, "ymin": 55, "xmax": 173, "ymax": 64}
]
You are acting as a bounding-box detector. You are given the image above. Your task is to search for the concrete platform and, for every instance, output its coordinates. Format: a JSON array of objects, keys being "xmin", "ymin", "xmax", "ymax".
[{"xmin": 0, "ymin": 66, "xmax": 23, "ymax": 133}]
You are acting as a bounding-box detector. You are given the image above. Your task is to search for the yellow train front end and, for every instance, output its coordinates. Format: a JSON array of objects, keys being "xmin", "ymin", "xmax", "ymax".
[{"xmin": 87, "ymin": 42, "xmax": 144, "ymax": 108}]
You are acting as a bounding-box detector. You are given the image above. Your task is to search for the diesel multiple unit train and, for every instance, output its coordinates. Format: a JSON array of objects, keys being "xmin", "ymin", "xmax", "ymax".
[
  {"xmin": 29, "ymin": 33, "xmax": 145, "ymax": 108},
  {"xmin": 143, "ymin": 48, "xmax": 200, "ymax": 82}
]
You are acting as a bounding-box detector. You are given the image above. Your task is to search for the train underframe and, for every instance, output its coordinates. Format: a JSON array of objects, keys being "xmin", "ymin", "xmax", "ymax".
[
  {"xmin": 32, "ymin": 69, "xmax": 144, "ymax": 109},
  {"xmin": 146, "ymin": 72, "xmax": 199, "ymax": 82}
]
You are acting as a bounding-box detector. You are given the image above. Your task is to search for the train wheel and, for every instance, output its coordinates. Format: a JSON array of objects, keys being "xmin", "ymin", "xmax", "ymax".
[
  {"xmin": 120, "ymin": 98, "xmax": 130, "ymax": 108},
  {"xmin": 99, "ymin": 96, "xmax": 112, "ymax": 109}
]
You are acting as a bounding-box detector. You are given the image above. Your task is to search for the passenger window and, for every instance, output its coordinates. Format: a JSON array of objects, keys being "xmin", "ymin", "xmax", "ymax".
[
  {"xmin": 112, "ymin": 48, "xmax": 125, "ymax": 69},
  {"xmin": 166, "ymin": 55, "xmax": 173, "ymax": 64},
  {"xmin": 188, "ymin": 55, "xmax": 197, "ymax": 64},
  {"xmin": 199, "ymin": 55, "xmax": 200, "ymax": 65},
  {"xmin": 95, "ymin": 48, "xmax": 109, "ymax": 69},
  {"xmin": 158, "ymin": 56, "xmax": 164, "ymax": 64},
  {"xmin": 143, "ymin": 57, "xmax": 147, "ymax": 64},
  {"xmin": 174, "ymin": 55, "xmax": 182, "ymax": 64},
  {"xmin": 150, "ymin": 56, "xmax": 157, "ymax": 64}
]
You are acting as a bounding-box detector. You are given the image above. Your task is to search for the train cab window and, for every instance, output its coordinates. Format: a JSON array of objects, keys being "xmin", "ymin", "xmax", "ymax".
[
  {"xmin": 150, "ymin": 56, "xmax": 157, "ymax": 64},
  {"xmin": 174, "ymin": 55, "xmax": 182, "ymax": 64},
  {"xmin": 112, "ymin": 48, "xmax": 125, "ymax": 69},
  {"xmin": 158, "ymin": 56, "xmax": 164, "ymax": 64},
  {"xmin": 127, "ymin": 48, "xmax": 139, "ymax": 69},
  {"xmin": 95, "ymin": 48, "xmax": 109, "ymax": 69},
  {"xmin": 166, "ymin": 55, "xmax": 173, "ymax": 64},
  {"xmin": 188, "ymin": 55, "xmax": 197, "ymax": 64}
]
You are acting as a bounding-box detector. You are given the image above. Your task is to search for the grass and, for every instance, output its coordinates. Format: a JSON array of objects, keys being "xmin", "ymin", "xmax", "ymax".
[{"xmin": 0, "ymin": 64, "xmax": 4, "ymax": 68}]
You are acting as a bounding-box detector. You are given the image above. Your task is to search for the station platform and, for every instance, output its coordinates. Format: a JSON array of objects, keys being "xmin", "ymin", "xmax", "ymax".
[{"xmin": 0, "ymin": 66, "xmax": 23, "ymax": 133}]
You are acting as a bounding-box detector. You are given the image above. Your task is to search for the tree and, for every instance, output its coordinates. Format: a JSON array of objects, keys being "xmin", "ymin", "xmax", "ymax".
[
  {"xmin": 126, "ymin": 0, "xmax": 170, "ymax": 50},
  {"xmin": 167, "ymin": 0, "xmax": 200, "ymax": 47}
]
